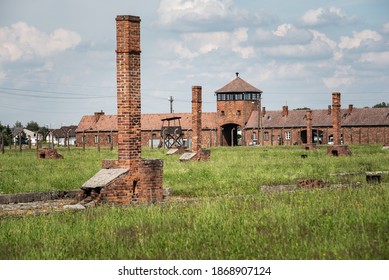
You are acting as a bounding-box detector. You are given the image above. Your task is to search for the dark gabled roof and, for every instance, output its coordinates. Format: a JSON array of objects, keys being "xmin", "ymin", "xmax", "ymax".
[
  {"xmin": 215, "ymin": 75, "xmax": 262, "ymax": 94},
  {"xmin": 52, "ymin": 126, "xmax": 77, "ymax": 138},
  {"xmin": 245, "ymin": 107, "xmax": 389, "ymax": 129},
  {"xmin": 11, "ymin": 127, "xmax": 24, "ymax": 137}
]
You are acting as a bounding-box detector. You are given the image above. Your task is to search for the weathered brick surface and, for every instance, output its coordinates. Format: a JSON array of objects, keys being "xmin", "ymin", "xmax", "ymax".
[
  {"xmin": 327, "ymin": 145, "xmax": 352, "ymax": 156},
  {"xmin": 332, "ymin": 92, "xmax": 342, "ymax": 145},
  {"xmin": 306, "ymin": 110, "xmax": 312, "ymax": 145},
  {"xmin": 80, "ymin": 15, "xmax": 163, "ymax": 205},
  {"xmin": 37, "ymin": 148, "xmax": 63, "ymax": 159},
  {"xmin": 97, "ymin": 158, "xmax": 163, "ymax": 205},
  {"xmin": 116, "ymin": 15, "xmax": 142, "ymax": 171},
  {"xmin": 192, "ymin": 86, "xmax": 202, "ymax": 154},
  {"xmin": 217, "ymin": 100, "xmax": 257, "ymax": 146}
]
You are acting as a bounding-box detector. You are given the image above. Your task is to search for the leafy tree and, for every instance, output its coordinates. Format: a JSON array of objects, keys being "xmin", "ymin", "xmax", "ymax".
[
  {"xmin": 14, "ymin": 131, "xmax": 27, "ymax": 145},
  {"xmin": 2, "ymin": 125, "xmax": 13, "ymax": 146},
  {"xmin": 26, "ymin": 121, "xmax": 40, "ymax": 132},
  {"xmin": 39, "ymin": 126, "xmax": 50, "ymax": 141},
  {"xmin": 14, "ymin": 121, "xmax": 23, "ymax": 128},
  {"xmin": 373, "ymin": 102, "xmax": 389, "ymax": 108}
]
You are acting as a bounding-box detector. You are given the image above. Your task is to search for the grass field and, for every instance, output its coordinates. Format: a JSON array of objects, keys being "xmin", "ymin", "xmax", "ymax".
[{"xmin": 0, "ymin": 145, "xmax": 388, "ymax": 259}]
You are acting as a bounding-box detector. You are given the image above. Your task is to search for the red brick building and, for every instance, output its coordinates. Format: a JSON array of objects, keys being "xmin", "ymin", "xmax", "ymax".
[{"xmin": 76, "ymin": 74, "xmax": 389, "ymax": 147}]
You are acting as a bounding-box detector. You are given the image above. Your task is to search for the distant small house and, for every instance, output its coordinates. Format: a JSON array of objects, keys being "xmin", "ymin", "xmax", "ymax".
[
  {"xmin": 52, "ymin": 126, "xmax": 77, "ymax": 146},
  {"xmin": 12, "ymin": 128, "xmax": 42, "ymax": 145}
]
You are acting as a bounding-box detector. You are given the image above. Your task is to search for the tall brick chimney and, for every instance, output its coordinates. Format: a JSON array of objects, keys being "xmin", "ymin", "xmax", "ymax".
[
  {"xmin": 81, "ymin": 15, "xmax": 164, "ymax": 205},
  {"xmin": 192, "ymin": 86, "xmax": 202, "ymax": 154},
  {"xmin": 180, "ymin": 85, "xmax": 210, "ymax": 161},
  {"xmin": 327, "ymin": 92, "xmax": 352, "ymax": 156},
  {"xmin": 306, "ymin": 110, "xmax": 312, "ymax": 145},
  {"xmin": 332, "ymin": 92, "xmax": 341, "ymax": 145},
  {"xmin": 116, "ymin": 15, "xmax": 141, "ymax": 171}
]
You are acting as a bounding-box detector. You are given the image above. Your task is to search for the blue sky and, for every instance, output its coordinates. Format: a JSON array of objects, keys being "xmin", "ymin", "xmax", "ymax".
[{"xmin": 0, "ymin": 0, "xmax": 388, "ymax": 128}]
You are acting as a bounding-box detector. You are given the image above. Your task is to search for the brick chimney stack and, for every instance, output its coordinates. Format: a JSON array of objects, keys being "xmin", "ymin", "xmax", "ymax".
[
  {"xmin": 332, "ymin": 92, "xmax": 341, "ymax": 145},
  {"xmin": 94, "ymin": 111, "xmax": 104, "ymax": 122},
  {"xmin": 327, "ymin": 105, "xmax": 331, "ymax": 115},
  {"xmin": 282, "ymin": 106, "xmax": 289, "ymax": 117},
  {"xmin": 116, "ymin": 15, "xmax": 141, "ymax": 171},
  {"xmin": 81, "ymin": 15, "xmax": 163, "ymax": 205},
  {"xmin": 192, "ymin": 86, "xmax": 202, "ymax": 154},
  {"xmin": 262, "ymin": 107, "xmax": 266, "ymax": 117},
  {"xmin": 306, "ymin": 110, "xmax": 312, "ymax": 145},
  {"xmin": 348, "ymin": 104, "xmax": 353, "ymax": 115}
]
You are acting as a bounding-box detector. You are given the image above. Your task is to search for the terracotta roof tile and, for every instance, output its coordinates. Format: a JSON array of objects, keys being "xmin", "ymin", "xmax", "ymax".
[
  {"xmin": 76, "ymin": 112, "xmax": 217, "ymax": 132},
  {"xmin": 215, "ymin": 76, "xmax": 262, "ymax": 93}
]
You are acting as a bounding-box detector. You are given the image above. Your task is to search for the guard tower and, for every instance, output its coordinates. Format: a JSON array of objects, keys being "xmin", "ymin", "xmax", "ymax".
[
  {"xmin": 215, "ymin": 73, "xmax": 262, "ymax": 146},
  {"xmin": 159, "ymin": 116, "xmax": 184, "ymax": 148}
]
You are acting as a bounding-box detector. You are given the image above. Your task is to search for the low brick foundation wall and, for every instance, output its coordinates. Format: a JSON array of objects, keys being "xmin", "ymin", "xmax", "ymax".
[
  {"xmin": 81, "ymin": 158, "xmax": 163, "ymax": 205},
  {"xmin": 37, "ymin": 149, "xmax": 63, "ymax": 159},
  {"xmin": 0, "ymin": 190, "xmax": 79, "ymax": 204},
  {"xmin": 327, "ymin": 145, "xmax": 352, "ymax": 156}
]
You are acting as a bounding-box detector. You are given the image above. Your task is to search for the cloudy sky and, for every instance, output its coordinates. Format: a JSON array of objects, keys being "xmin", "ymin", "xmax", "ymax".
[{"xmin": 0, "ymin": 0, "xmax": 388, "ymax": 128}]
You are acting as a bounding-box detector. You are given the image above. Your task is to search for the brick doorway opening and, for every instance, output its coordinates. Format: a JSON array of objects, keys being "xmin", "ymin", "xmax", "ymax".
[{"xmin": 221, "ymin": 123, "xmax": 240, "ymax": 146}]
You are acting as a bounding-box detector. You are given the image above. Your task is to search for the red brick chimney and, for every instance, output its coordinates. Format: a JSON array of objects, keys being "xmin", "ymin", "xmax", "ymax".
[
  {"xmin": 327, "ymin": 92, "xmax": 352, "ymax": 156},
  {"xmin": 262, "ymin": 107, "xmax": 266, "ymax": 117},
  {"xmin": 332, "ymin": 92, "xmax": 341, "ymax": 145},
  {"xmin": 327, "ymin": 105, "xmax": 331, "ymax": 115},
  {"xmin": 116, "ymin": 15, "xmax": 141, "ymax": 171},
  {"xmin": 282, "ymin": 106, "xmax": 289, "ymax": 117},
  {"xmin": 348, "ymin": 104, "xmax": 353, "ymax": 115},
  {"xmin": 94, "ymin": 111, "xmax": 104, "ymax": 122},
  {"xmin": 306, "ymin": 110, "xmax": 312, "ymax": 145},
  {"xmin": 192, "ymin": 86, "xmax": 202, "ymax": 154},
  {"xmin": 81, "ymin": 15, "xmax": 163, "ymax": 205}
]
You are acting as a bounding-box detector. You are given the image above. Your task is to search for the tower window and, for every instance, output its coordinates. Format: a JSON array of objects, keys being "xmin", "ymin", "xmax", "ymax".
[
  {"xmin": 221, "ymin": 110, "xmax": 225, "ymax": 116},
  {"xmin": 237, "ymin": 110, "xmax": 241, "ymax": 116}
]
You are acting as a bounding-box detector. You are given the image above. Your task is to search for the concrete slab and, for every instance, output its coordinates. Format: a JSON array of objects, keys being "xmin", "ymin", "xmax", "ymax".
[
  {"xmin": 179, "ymin": 152, "xmax": 197, "ymax": 161},
  {"xmin": 81, "ymin": 168, "xmax": 129, "ymax": 189},
  {"xmin": 166, "ymin": 148, "xmax": 179, "ymax": 155},
  {"xmin": 64, "ymin": 204, "xmax": 86, "ymax": 210}
]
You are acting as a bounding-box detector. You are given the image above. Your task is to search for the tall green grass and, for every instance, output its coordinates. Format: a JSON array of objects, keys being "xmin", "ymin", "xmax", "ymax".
[
  {"xmin": 0, "ymin": 145, "xmax": 388, "ymax": 195},
  {"xmin": 0, "ymin": 145, "xmax": 388, "ymax": 259},
  {"xmin": 0, "ymin": 186, "xmax": 387, "ymax": 259}
]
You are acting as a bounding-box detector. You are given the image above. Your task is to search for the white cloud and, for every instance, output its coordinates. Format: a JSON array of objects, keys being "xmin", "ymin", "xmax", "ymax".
[
  {"xmin": 300, "ymin": 7, "xmax": 354, "ymax": 27},
  {"xmin": 0, "ymin": 22, "xmax": 81, "ymax": 62},
  {"xmin": 161, "ymin": 27, "xmax": 255, "ymax": 59},
  {"xmin": 359, "ymin": 51, "xmax": 389, "ymax": 66},
  {"xmin": 322, "ymin": 65, "xmax": 354, "ymax": 89},
  {"xmin": 273, "ymin": 24, "xmax": 292, "ymax": 37},
  {"xmin": 255, "ymin": 24, "xmax": 313, "ymax": 46},
  {"xmin": 261, "ymin": 29, "xmax": 334, "ymax": 59},
  {"xmin": 158, "ymin": 0, "xmax": 233, "ymax": 25},
  {"xmin": 156, "ymin": 0, "xmax": 270, "ymax": 30},
  {"xmin": 339, "ymin": 29, "xmax": 382, "ymax": 50},
  {"xmin": 382, "ymin": 22, "xmax": 389, "ymax": 34}
]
